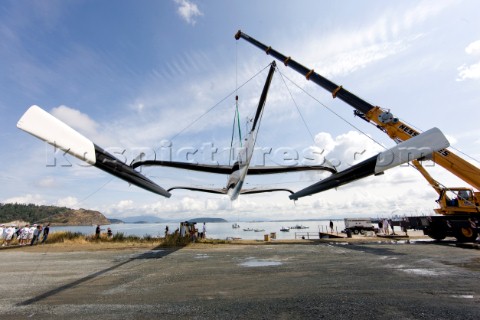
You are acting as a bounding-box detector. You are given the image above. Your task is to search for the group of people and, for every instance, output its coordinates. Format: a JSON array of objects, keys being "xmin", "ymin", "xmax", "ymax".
[
  {"xmin": 166, "ymin": 222, "xmax": 207, "ymax": 242},
  {"xmin": 378, "ymin": 219, "xmax": 395, "ymax": 235},
  {"xmin": 1, "ymin": 223, "xmax": 50, "ymax": 247},
  {"xmin": 94, "ymin": 225, "xmax": 113, "ymax": 239}
]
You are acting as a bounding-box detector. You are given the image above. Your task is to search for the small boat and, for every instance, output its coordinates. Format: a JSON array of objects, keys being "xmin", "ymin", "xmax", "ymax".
[
  {"xmin": 243, "ymin": 228, "xmax": 254, "ymax": 231},
  {"xmin": 232, "ymin": 223, "xmax": 240, "ymax": 229},
  {"xmin": 291, "ymin": 225, "xmax": 309, "ymax": 229},
  {"xmin": 254, "ymin": 229, "xmax": 265, "ymax": 232},
  {"xmin": 280, "ymin": 227, "xmax": 289, "ymax": 232}
]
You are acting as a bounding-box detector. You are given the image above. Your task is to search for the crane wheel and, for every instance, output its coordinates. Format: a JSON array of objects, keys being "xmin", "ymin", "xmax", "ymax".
[
  {"xmin": 455, "ymin": 227, "xmax": 478, "ymax": 242},
  {"xmin": 427, "ymin": 229, "xmax": 446, "ymax": 241}
]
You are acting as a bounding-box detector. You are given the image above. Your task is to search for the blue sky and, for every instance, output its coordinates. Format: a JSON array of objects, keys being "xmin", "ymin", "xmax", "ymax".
[{"xmin": 1, "ymin": 0, "xmax": 479, "ymax": 221}]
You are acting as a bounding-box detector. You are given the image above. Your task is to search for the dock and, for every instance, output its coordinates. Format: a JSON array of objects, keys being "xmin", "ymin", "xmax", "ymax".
[{"xmin": 294, "ymin": 231, "xmax": 347, "ymax": 239}]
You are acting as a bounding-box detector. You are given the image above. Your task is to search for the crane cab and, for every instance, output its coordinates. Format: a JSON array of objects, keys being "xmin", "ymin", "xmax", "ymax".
[{"xmin": 435, "ymin": 188, "xmax": 480, "ymax": 214}]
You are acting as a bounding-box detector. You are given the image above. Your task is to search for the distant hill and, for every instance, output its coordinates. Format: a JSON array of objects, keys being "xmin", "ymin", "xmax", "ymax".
[
  {"xmin": 108, "ymin": 218, "xmax": 124, "ymax": 224},
  {"xmin": 187, "ymin": 217, "xmax": 227, "ymax": 223},
  {"xmin": 0, "ymin": 203, "xmax": 110, "ymax": 226},
  {"xmin": 47, "ymin": 209, "xmax": 110, "ymax": 226}
]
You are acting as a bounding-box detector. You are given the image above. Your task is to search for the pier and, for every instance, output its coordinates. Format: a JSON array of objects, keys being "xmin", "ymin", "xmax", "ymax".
[{"xmin": 294, "ymin": 231, "xmax": 347, "ymax": 239}]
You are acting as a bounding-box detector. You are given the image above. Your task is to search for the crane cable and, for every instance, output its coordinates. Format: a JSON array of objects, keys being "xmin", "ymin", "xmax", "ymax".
[
  {"xmin": 236, "ymin": 98, "xmax": 242, "ymax": 146},
  {"xmin": 229, "ymin": 42, "xmax": 243, "ymax": 164},
  {"xmin": 276, "ymin": 66, "xmax": 336, "ymax": 170},
  {"xmin": 229, "ymin": 97, "xmax": 243, "ymax": 165},
  {"xmin": 280, "ymin": 72, "xmax": 408, "ymax": 151},
  {"xmin": 276, "ymin": 66, "xmax": 315, "ymax": 143},
  {"xmin": 235, "ymin": 39, "xmax": 242, "ymax": 147},
  {"xmin": 165, "ymin": 63, "xmax": 271, "ymax": 145},
  {"xmin": 278, "ymin": 70, "xmax": 387, "ymax": 151}
]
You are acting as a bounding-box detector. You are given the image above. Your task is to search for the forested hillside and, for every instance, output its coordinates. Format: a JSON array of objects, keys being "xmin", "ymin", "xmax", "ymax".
[{"xmin": 0, "ymin": 203, "xmax": 110, "ymax": 225}]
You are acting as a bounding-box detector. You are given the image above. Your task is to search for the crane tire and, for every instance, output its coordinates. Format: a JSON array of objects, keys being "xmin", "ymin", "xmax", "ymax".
[
  {"xmin": 428, "ymin": 229, "xmax": 446, "ymax": 241},
  {"xmin": 455, "ymin": 227, "xmax": 478, "ymax": 243}
]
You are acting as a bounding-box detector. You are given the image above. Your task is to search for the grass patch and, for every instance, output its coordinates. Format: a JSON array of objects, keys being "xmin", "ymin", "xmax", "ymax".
[
  {"xmin": 200, "ymin": 239, "xmax": 229, "ymax": 245},
  {"xmin": 48, "ymin": 231, "xmax": 87, "ymax": 244},
  {"xmin": 35, "ymin": 231, "xmax": 195, "ymax": 247},
  {"xmin": 2, "ymin": 231, "xmax": 208, "ymax": 247}
]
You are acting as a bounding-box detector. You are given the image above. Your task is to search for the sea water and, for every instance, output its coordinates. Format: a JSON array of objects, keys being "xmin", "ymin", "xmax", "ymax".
[{"xmin": 51, "ymin": 220, "xmax": 346, "ymax": 240}]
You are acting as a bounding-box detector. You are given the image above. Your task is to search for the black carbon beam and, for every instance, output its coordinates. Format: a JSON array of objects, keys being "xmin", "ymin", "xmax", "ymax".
[
  {"xmin": 94, "ymin": 145, "xmax": 171, "ymax": 197},
  {"xmin": 289, "ymin": 156, "xmax": 378, "ymax": 200}
]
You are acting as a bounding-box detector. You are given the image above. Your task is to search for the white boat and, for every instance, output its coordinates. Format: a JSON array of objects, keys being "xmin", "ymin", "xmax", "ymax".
[
  {"xmin": 232, "ymin": 223, "xmax": 240, "ymax": 229},
  {"xmin": 280, "ymin": 227, "xmax": 289, "ymax": 232},
  {"xmin": 254, "ymin": 229, "xmax": 265, "ymax": 232},
  {"xmin": 243, "ymin": 228, "xmax": 254, "ymax": 231},
  {"xmin": 291, "ymin": 225, "xmax": 309, "ymax": 229}
]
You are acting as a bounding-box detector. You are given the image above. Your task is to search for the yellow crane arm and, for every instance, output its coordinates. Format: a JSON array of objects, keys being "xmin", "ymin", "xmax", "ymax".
[{"xmin": 365, "ymin": 107, "xmax": 480, "ymax": 191}]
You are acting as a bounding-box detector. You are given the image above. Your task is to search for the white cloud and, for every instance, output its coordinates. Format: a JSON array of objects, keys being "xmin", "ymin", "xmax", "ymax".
[
  {"xmin": 51, "ymin": 105, "xmax": 99, "ymax": 138},
  {"xmin": 49, "ymin": 105, "xmax": 123, "ymax": 151},
  {"xmin": 314, "ymin": 132, "xmax": 335, "ymax": 155},
  {"xmin": 294, "ymin": 1, "xmax": 456, "ymax": 80},
  {"xmin": 174, "ymin": 0, "xmax": 203, "ymax": 25},
  {"xmin": 56, "ymin": 196, "xmax": 79, "ymax": 208},
  {"xmin": 456, "ymin": 61, "xmax": 480, "ymax": 81},
  {"xmin": 315, "ymin": 131, "xmax": 384, "ymax": 170},
  {"xmin": 456, "ymin": 39, "xmax": 480, "ymax": 81},
  {"xmin": 116, "ymin": 200, "xmax": 134, "ymax": 210},
  {"xmin": 402, "ymin": 0, "xmax": 456, "ymax": 29},
  {"xmin": 318, "ymin": 40, "xmax": 411, "ymax": 78},
  {"xmin": 3, "ymin": 194, "xmax": 45, "ymax": 205},
  {"xmin": 465, "ymin": 40, "xmax": 480, "ymax": 55}
]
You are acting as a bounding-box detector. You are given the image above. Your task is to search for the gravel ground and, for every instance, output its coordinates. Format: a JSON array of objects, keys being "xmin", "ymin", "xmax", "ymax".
[{"xmin": 0, "ymin": 241, "xmax": 479, "ymax": 319}]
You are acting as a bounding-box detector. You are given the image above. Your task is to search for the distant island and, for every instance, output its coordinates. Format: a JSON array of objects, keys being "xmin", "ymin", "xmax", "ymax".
[
  {"xmin": 0, "ymin": 203, "xmax": 110, "ymax": 226},
  {"xmin": 108, "ymin": 218, "xmax": 125, "ymax": 224}
]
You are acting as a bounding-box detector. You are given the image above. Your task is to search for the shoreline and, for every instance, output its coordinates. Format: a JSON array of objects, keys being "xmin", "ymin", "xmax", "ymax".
[{"xmin": 0, "ymin": 231, "xmax": 435, "ymax": 253}]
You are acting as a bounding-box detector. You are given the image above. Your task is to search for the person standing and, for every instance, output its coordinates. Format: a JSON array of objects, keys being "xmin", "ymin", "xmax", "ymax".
[
  {"xmin": 180, "ymin": 222, "xmax": 186, "ymax": 238},
  {"xmin": 36, "ymin": 225, "xmax": 43, "ymax": 244},
  {"xmin": 165, "ymin": 225, "xmax": 169, "ymax": 237},
  {"xmin": 41, "ymin": 223, "xmax": 50, "ymax": 244},
  {"xmin": 28, "ymin": 224, "xmax": 36, "ymax": 244},
  {"xmin": 383, "ymin": 219, "xmax": 390, "ymax": 235},
  {"xmin": 329, "ymin": 220, "xmax": 334, "ymax": 233},
  {"xmin": 2, "ymin": 226, "xmax": 15, "ymax": 246},
  {"xmin": 202, "ymin": 222, "xmax": 206, "ymax": 239},
  {"xmin": 402, "ymin": 219, "xmax": 409, "ymax": 237},
  {"xmin": 95, "ymin": 225, "xmax": 101, "ymax": 239},
  {"xmin": 20, "ymin": 224, "xmax": 29, "ymax": 245},
  {"xmin": 390, "ymin": 220, "xmax": 395, "ymax": 235},
  {"xmin": 30, "ymin": 225, "xmax": 41, "ymax": 246}
]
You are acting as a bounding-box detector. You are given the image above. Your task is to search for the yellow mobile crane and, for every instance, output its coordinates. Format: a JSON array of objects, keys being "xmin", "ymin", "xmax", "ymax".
[{"xmin": 235, "ymin": 30, "xmax": 480, "ymax": 241}]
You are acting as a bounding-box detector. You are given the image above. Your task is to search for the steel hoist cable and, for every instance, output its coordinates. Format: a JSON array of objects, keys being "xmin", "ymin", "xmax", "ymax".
[{"xmin": 166, "ymin": 63, "xmax": 272, "ymax": 145}]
